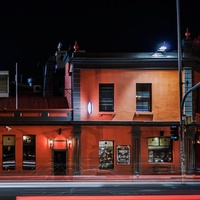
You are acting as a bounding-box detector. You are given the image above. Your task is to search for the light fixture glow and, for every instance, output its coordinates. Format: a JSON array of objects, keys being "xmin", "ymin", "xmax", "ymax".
[
  {"xmin": 196, "ymin": 136, "xmax": 200, "ymax": 144},
  {"xmin": 68, "ymin": 138, "xmax": 72, "ymax": 149},
  {"xmin": 152, "ymin": 41, "xmax": 168, "ymax": 57},
  {"xmin": 158, "ymin": 45, "xmax": 167, "ymax": 52},
  {"xmin": 49, "ymin": 138, "xmax": 53, "ymax": 148},
  {"xmin": 87, "ymin": 102, "xmax": 93, "ymax": 114}
]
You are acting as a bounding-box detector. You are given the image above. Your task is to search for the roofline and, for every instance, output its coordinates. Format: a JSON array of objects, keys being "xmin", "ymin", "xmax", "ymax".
[
  {"xmin": 0, "ymin": 120, "xmax": 180, "ymax": 126},
  {"xmin": 69, "ymin": 57, "xmax": 178, "ymax": 70}
]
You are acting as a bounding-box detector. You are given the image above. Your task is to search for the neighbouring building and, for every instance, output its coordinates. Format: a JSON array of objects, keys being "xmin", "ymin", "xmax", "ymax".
[{"xmin": 0, "ymin": 29, "xmax": 200, "ymax": 176}]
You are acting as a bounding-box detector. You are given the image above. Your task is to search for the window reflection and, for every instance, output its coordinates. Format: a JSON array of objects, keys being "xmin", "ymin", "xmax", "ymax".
[
  {"xmin": 136, "ymin": 83, "xmax": 151, "ymax": 111},
  {"xmin": 23, "ymin": 135, "xmax": 36, "ymax": 170},
  {"xmin": 99, "ymin": 84, "xmax": 114, "ymax": 112},
  {"xmin": 148, "ymin": 137, "xmax": 172, "ymax": 163},
  {"xmin": 2, "ymin": 135, "xmax": 15, "ymax": 170}
]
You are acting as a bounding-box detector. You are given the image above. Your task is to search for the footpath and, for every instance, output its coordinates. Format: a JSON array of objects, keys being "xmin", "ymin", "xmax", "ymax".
[{"xmin": 0, "ymin": 174, "xmax": 200, "ymax": 182}]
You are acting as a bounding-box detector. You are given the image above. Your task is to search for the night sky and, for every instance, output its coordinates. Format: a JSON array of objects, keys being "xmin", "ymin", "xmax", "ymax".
[{"xmin": 0, "ymin": 0, "xmax": 199, "ymax": 83}]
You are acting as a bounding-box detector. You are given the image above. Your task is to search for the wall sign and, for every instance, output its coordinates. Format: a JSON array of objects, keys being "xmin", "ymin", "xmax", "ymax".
[{"xmin": 117, "ymin": 145, "xmax": 130, "ymax": 165}]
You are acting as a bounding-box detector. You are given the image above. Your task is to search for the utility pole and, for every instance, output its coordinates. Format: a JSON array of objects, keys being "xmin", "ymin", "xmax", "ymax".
[
  {"xmin": 176, "ymin": 0, "xmax": 185, "ymax": 179},
  {"xmin": 180, "ymin": 82, "xmax": 200, "ymax": 178}
]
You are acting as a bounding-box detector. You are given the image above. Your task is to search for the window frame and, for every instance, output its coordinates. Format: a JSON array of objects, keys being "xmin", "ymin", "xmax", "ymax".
[
  {"xmin": 2, "ymin": 135, "xmax": 15, "ymax": 170},
  {"xmin": 99, "ymin": 83, "xmax": 114, "ymax": 112},
  {"xmin": 148, "ymin": 137, "xmax": 172, "ymax": 163},
  {"xmin": 23, "ymin": 135, "xmax": 36, "ymax": 170},
  {"xmin": 136, "ymin": 83, "xmax": 152, "ymax": 112}
]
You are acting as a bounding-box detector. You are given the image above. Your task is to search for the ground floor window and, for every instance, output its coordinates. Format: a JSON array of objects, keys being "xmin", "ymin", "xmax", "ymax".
[
  {"xmin": 99, "ymin": 140, "xmax": 114, "ymax": 169},
  {"xmin": 2, "ymin": 135, "xmax": 15, "ymax": 170},
  {"xmin": 23, "ymin": 135, "xmax": 36, "ymax": 170},
  {"xmin": 148, "ymin": 137, "xmax": 172, "ymax": 163}
]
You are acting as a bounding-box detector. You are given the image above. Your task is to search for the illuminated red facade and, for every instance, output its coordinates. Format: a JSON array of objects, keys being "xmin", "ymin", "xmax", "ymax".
[{"xmin": 0, "ymin": 31, "xmax": 200, "ymax": 176}]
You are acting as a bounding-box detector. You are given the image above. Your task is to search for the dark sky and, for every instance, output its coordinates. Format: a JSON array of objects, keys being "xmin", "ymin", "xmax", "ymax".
[{"xmin": 0, "ymin": 0, "xmax": 199, "ymax": 83}]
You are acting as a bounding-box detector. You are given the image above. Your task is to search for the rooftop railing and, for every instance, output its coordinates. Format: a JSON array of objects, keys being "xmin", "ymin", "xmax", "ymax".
[{"xmin": 0, "ymin": 109, "xmax": 73, "ymax": 125}]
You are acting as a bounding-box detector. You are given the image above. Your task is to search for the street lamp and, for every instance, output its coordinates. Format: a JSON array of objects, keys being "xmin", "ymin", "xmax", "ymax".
[
  {"xmin": 176, "ymin": 0, "xmax": 185, "ymax": 179},
  {"xmin": 176, "ymin": 0, "xmax": 200, "ymax": 180}
]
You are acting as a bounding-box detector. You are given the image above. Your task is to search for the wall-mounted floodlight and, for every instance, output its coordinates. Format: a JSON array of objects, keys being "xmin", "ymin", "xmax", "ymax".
[
  {"xmin": 158, "ymin": 41, "xmax": 167, "ymax": 52},
  {"xmin": 87, "ymin": 102, "xmax": 93, "ymax": 114},
  {"xmin": 6, "ymin": 126, "xmax": 12, "ymax": 131},
  {"xmin": 152, "ymin": 41, "xmax": 168, "ymax": 57}
]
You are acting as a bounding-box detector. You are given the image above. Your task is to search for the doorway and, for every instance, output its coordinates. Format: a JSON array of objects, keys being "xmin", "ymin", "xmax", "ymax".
[
  {"xmin": 195, "ymin": 132, "xmax": 200, "ymax": 174},
  {"xmin": 53, "ymin": 150, "xmax": 67, "ymax": 175}
]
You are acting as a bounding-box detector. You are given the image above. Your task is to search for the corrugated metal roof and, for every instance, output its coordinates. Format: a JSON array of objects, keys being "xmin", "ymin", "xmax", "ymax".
[{"xmin": 0, "ymin": 97, "xmax": 69, "ymax": 109}]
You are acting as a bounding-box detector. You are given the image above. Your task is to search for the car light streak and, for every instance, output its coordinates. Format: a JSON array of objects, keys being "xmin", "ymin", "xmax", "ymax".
[{"xmin": 16, "ymin": 195, "xmax": 200, "ymax": 200}]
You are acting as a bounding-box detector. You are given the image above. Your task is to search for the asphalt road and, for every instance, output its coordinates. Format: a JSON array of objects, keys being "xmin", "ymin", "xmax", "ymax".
[{"xmin": 0, "ymin": 181, "xmax": 200, "ymax": 200}]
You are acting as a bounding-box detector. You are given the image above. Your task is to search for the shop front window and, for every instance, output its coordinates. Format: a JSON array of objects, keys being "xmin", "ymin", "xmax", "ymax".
[
  {"xmin": 99, "ymin": 140, "xmax": 114, "ymax": 169},
  {"xmin": 2, "ymin": 135, "xmax": 15, "ymax": 170},
  {"xmin": 148, "ymin": 137, "xmax": 172, "ymax": 163},
  {"xmin": 23, "ymin": 135, "xmax": 36, "ymax": 170}
]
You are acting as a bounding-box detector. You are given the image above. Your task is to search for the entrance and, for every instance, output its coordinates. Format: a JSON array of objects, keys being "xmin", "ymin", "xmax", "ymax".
[
  {"xmin": 53, "ymin": 150, "xmax": 67, "ymax": 175},
  {"xmin": 195, "ymin": 132, "xmax": 200, "ymax": 174}
]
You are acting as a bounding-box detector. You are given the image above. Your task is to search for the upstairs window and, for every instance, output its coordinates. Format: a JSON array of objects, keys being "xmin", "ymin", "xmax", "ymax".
[
  {"xmin": 136, "ymin": 83, "xmax": 151, "ymax": 111},
  {"xmin": 99, "ymin": 84, "xmax": 114, "ymax": 112}
]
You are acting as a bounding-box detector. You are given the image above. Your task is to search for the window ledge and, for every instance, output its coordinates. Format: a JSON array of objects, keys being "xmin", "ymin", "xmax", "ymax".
[
  {"xmin": 134, "ymin": 111, "xmax": 153, "ymax": 116},
  {"xmin": 153, "ymin": 165, "xmax": 170, "ymax": 172},
  {"xmin": 98, "ymin": 112, "xmax": 116, "ymax": 117}
]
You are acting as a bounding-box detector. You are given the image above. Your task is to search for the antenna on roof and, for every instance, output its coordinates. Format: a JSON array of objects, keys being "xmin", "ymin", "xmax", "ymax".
[
  {"xmin": 15, "ymin": 62, "xmax": 18, "ymax": 109},
  {"xmin": 57, "ymin": 42, "xmax": 62, "ymax": 51}
]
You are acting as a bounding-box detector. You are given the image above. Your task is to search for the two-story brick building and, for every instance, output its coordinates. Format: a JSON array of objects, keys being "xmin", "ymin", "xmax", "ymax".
[{"xmin": 0, "ymin": 29, "xmax": 200, "ymax": 176}]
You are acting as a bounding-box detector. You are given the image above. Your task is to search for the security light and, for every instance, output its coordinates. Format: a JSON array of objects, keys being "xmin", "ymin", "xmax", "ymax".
[
  {"xmin": 87, "ymin": 102, "xmax": 93, "ymax": 114},
  {"xmin": 157, "ymin": 41, "xmax": 167, "ymax": 52},
  {"xmin": 6, "ymin": 126, "xmax": 11, "ymax": 131},
  {"xmin": 152, "ymin": 41, "xmax": 168, "ymax": 57}
]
